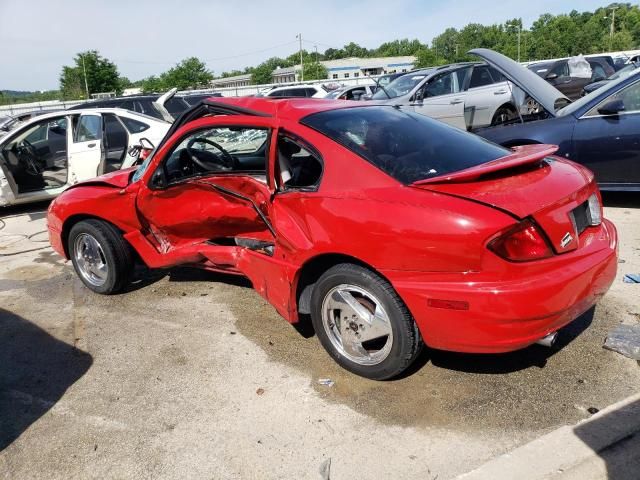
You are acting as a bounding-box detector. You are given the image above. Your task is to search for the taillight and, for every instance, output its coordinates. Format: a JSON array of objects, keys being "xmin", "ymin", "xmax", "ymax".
[
  {"xmin": 488, "ymin": 219, "xmax": 553, "ymax": 262},
  {"xmin": 587, "ymin": 193, "xmax": 602, "ymax": 226}
]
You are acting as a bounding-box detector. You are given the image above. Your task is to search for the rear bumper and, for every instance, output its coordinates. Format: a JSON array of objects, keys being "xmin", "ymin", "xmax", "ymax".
[{"xmin": 384, "ymin": 219, "xmax": 618, "ymax": 353}]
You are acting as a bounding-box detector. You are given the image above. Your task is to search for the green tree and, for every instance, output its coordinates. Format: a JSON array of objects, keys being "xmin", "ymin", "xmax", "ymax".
[
  {"xmin": 251, "ymin": 57, "xmax": 292, "ymax": 84},
  {"xmin": 160, "ymin": 57, "xmax": 213, "ymax": 90},
  {"xmin": 302, "ymin": 61, "xmax": 327, "ymax": 80},
  {"xmin": 59, "ymin": 50, "xmax": 122, "ymax": 99},
  {"xmin": 140, "ymin": 75, "xmax": 164, "ymax": 93}
]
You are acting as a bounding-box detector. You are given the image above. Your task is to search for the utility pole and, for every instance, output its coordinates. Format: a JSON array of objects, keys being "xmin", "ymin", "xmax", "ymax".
[
  {"xmin": 609, "ymin": 7, "xmax": 617, "ymax": 51},
  {"xmin": 506, "ymin": 21, "xmax": 522, "ymax": 62},
  {"xmin": 296, "ymin": 34, "xmax": 304, "ymax": 82},
  {"xmin": 314, "ymin": 45, "xmax": 318, "ymax": 64},
  {"xmin": 81, "ymin": 54, "xmax": 90, "ymax": 99}
]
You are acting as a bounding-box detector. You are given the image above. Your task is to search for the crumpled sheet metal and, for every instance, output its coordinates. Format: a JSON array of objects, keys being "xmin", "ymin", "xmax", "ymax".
[{"xmin": 604, "ymin": 324, "xmax": 640, "ymax": 360}]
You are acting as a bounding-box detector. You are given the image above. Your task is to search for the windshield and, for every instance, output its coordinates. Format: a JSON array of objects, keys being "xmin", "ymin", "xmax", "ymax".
[
  {"xmin": 324, "ymin": 90, "xmax": 342, "ymax": 99},
  {"xmin": 371, "ymin": 72, "xmax": 429, "ymax": 99},
  {"xmin": 557, "ymin": 70, "xmax": 640, "ymax": 117},
  {"xmin": 301, "ymin": 106, "xmax": 509, "ymax": 184},
  {"xmin": 610, "ymin": 63, "xmax": 640, "ymax": 80}
]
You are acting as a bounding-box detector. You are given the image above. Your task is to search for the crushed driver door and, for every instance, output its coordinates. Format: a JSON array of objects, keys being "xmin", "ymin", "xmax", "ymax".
[
  {"xmin": 135, "ymin": 116, "xmax": 277, "ymax": 272},
  {"xmin": 68, "ymin": 113, "xmax": 103, "ymax": 183}
]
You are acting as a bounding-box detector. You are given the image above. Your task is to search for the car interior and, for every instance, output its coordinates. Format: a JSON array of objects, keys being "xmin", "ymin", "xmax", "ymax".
[
  {"xmin": 161, "ymin": 127, "xmax": 270, "ymax": 185},
  {"xmin": 276, "ymin": 134, "xmax": 322, "ymax": 190},
  {"xmin": 0, "ymin": 116, "xmax": 69, "ymax": 193}
]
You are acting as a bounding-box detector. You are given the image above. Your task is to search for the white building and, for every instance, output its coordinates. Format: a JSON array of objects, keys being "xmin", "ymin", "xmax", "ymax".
[
  {"xmin": 271, "ymin": 56, "xmax": 416, "ymax": 83},
  {"xmin": 210, "ymin": 73, "xmax": 253, "ymax": 89}
]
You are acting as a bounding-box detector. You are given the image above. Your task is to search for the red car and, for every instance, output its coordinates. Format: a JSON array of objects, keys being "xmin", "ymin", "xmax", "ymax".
[{"xmin": 47, "ymin": 97, "xmax": 618, "ymax": 380}]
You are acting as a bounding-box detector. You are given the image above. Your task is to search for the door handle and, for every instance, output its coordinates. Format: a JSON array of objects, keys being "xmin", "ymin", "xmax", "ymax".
[
  {"xmin": 88, "ymin": 143, "xmax": 96, "ymax": 148},
  {"xmin": 494, "ymin": 90, "xmax": 507, "ymax": 95},
  {"xmin": 450, "ymin": 99, "xmax": 463, "ymax": 105}
]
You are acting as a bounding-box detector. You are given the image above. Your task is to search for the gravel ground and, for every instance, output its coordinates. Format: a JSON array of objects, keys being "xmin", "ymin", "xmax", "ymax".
[{"xmin": 1, "ymin": 194, "xmax": 639, "ymax": 480}]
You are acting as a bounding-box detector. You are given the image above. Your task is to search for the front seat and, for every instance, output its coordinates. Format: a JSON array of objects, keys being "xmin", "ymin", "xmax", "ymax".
[{"xmin": 277, "ymin": 138, "xmax": 301, "ymax": 186}]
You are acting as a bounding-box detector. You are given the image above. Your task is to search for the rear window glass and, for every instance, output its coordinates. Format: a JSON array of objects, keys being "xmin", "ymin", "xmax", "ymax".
[
  {"xmin": 120, "ymin": 116, "xmax": 150, "ymax": 133},
  {"xmin": 301, "ymin": 106, "xmax": 509, "ymax": 184}
]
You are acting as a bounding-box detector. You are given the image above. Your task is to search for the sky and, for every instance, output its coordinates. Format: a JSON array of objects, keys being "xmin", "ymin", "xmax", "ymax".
[{"xmin": 0, "ymin": 0, "xmax": 611, "ymax": 91}]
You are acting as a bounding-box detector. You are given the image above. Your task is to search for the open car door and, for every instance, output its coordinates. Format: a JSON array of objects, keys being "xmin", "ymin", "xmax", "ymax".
[{"xmin": 68, "ymin": 113, "xmax": 104, "ymax": 183}]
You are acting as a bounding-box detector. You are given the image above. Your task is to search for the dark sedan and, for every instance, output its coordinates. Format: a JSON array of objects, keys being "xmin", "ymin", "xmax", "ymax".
[
  {"xmin": 473, "ymin": 49, "xmax": 640, "ymax": 191},
  {"xmin": 527, "ymin": 57, "xmax": 614, "ymax": 100}
]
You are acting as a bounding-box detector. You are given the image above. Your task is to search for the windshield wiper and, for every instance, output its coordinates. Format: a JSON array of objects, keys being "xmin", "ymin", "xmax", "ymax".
[{"xmin": 364, "ymin": 72, "xmax": 391, "ymax": 99}]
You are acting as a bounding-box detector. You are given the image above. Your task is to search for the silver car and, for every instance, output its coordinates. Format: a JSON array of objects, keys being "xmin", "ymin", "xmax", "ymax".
[{"xmin": 370, "ymin": 62, "xmax": 518, "ymax": 130}]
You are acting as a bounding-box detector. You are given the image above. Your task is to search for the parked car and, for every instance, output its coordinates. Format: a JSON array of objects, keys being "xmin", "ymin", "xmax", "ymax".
[
  {"xmin": 527, "ymin": 56, "xmax": 614, "ymax": 100},
  {"xmin": 581, "ymin": 63, "xmax": 640, "ymax": 96},
  {"xmin": 472, "ymin": 48, "xmax": 640, "ymax": 191},
  {"xmin": 0, "ymin": 110, "xmax": 58, "ymax": 137},
  {"xmin": 0, "ymin": 108, "xmax": 169, "ymax": 207},
  {"xmin": 324, "ymin": 85, "xmax": 375, "ymax": 100},
  {"xmin": 369, "ymin": 62, "xmax": 518, "ymax": 130},
  {"xmin": 68, "ymin": 89, "xmax": 211, "ymax": 121},
  {"xmin": 376, "ymin": 71, "xmax": 407, "ymax": 88},
  {"xmin": 182, "ymin": 92, "xmax": 223, "ymax": 106},
  {"xmin": 259, "ymin": 84, "xmax": 329, "ymax": 98},
  {"xmin": 47, "ymin": 97, "xmax": 617, "ymax": 380}
]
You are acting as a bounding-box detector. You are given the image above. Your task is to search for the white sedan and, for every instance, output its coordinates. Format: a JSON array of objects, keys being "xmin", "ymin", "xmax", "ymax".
[{"xmin": 0, "ymin": 108, "xmax": 169, "ymax": 207}]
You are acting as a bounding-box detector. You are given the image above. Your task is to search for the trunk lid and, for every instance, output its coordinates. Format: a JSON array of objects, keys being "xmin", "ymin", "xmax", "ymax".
[{"xmin": 412, "ymin": 145, "xmax": 596, "ymax": 254}]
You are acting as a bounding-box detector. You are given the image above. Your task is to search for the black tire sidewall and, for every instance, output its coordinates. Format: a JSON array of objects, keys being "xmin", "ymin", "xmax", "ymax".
[
  {"xmin": 68, "ymin": 220, "xmax": 127, "ymax": 294},
  {"xmin": 310, "ymin": 264, "xmax": 420, "ymax": 380}
]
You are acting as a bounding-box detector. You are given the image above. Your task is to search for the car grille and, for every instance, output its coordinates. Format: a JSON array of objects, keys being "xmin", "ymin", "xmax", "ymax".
[{"xmin": 572, "ymin": 200, "xmax": 590, "ymax": 236}]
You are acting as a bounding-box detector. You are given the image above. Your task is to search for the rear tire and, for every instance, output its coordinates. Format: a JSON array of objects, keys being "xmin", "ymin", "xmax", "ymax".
[
  {"xmin": 310, "ymin": 263, "xmax": 423, "ymax": 380},
  {"xmin": 68, "ymin": 219, "xmax": 133, "ymax": 294}
]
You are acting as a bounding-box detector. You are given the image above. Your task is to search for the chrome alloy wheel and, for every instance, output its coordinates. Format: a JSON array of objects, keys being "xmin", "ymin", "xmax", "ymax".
[
  {"xmin": 321, "ymin": 284, "xmax": 394, "ymax": 366},
  {"xmin": 74, "ymin": 233, "xmax": 108, "ymax": 287}
]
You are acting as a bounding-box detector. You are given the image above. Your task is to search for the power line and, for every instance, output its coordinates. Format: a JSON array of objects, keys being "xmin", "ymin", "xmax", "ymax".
[{"xmin": 113, "ymin": 40, "xmax": 299, "ymax": 66}]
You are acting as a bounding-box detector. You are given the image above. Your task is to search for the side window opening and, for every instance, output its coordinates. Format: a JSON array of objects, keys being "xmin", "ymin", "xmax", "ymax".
[
  {"xmin": 469, "ymin": 66, "xmax": 494, "ymax": 88},
  {"xmin": 158, "ymin": 126, "xmax": 269, "ymax": 186},
  {"xmin": 276, "ymin": 134, "xmax": 322, "ymax": 191},
  {"xmin": 74, "ymin": 115, "xmax": 102, "ymax": 142}
]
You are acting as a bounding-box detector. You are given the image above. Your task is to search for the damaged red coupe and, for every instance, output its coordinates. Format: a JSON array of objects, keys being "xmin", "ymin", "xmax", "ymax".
[{"xmin": 47, "ymin": 97, "xmax": 618, "ymax": 380}]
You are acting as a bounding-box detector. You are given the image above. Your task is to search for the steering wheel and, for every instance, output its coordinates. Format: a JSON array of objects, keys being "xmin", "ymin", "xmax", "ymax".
[
  {"xmin": 186, "ymin": 137, "xmax": 237, "ymax": 172},
  {"xmin": 19, "ymin": 139, "xmax": 43, "ymax": 176}
]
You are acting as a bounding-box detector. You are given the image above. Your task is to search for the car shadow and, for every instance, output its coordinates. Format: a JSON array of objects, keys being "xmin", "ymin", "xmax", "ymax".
[
  {"xmin": 396, "ymin": 307, "xmax": 596, "ymax": 379},
  {"xmin": 0, "ymin": 308, "xmax": 93, "ymax": 452}
]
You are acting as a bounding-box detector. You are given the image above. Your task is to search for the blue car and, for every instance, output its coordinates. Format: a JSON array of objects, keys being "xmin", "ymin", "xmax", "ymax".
[{"xmin": 472, "ymin": 48, "xmax": 640, "ymax": 192}]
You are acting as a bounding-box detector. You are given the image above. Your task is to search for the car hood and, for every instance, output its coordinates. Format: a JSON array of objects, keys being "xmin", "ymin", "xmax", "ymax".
[{"xmin": 469, "ymin": 48, "xmax": 570, "ymax": 116}]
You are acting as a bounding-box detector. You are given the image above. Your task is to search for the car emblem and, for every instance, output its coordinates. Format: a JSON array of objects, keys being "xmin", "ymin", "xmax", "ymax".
[{"xmin": 560, "ymin": 232, "xmax": 574, "ymax": 248}]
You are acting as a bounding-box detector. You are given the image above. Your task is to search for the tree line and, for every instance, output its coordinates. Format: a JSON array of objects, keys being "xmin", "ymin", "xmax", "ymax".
[{"xmin": 2, "ymin": 2, "xmax": 639, "ymax": 105}]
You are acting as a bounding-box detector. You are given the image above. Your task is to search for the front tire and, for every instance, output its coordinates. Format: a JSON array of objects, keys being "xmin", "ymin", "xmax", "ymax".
[
  {"xmin": 310, "ymin": 263, "xmax": 422, "ymax": 380},
  {"xmin": 68, "ymin": 219, "xmax": 133, "ymax": 294}
]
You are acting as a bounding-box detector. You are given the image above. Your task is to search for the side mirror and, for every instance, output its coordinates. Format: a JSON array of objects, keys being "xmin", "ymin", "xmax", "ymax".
[
  {"xmin": 361, "ymin": 94, "xmax": 372, "ymax": 101},
  {"xmin": 545, "ymin": 73, "xmax": 559, "ymax": 80},
  {"xmin": 413, "ymin": 89, "xmax": 424, "ymax": 105},
  {"xmin": 598, "ymin": 98, "xmax": 625, "ymax": 115}
]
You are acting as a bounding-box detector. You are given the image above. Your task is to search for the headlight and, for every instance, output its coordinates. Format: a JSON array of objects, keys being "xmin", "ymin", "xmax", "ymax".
[{"xmin": 587, "ymin": 193, "xmax": 602, "ymax": 226}]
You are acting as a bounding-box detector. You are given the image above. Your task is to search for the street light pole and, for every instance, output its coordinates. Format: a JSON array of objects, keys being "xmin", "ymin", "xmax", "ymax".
[
  {"xmin": 506, "ymin": 22, "xmax": 522, "ymax": 62},
  {"xmin": 609, "ymin": 7, "xmax": 617, "ymax": 51},
  {"xmin": 296, "ymin": 34, "xmax": 304, "ymax": 82},
  {"xmin": 81, "ymin": 54, "xmax": 90, "ymax": 99}
]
